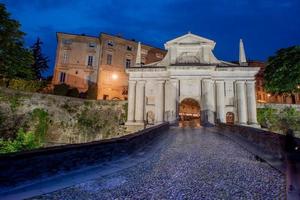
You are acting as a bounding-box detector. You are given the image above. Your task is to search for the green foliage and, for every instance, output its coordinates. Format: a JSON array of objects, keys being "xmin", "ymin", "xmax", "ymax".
[
  {"xmin": 0, "ymin": 4, "xmax": 34, "ymax": 80},
  {"xmin": 0, "ymin": 128, "xmax": 40, "ymax": 154},
  {"xmin": 67, "ymin": 87, "xmax": 79, "ymax": 98},
  {"xmin": 8, "ymin": 79, "xmax": 47, "ymax": 92},
  {"xmin": 257, "ymin": 107, "xmax": 278, "ymax": 130},
  {"xmin": 277, "ymin": 107, "xmax": 300, "ymax": 133},
  {"xmin": 86, "ymin": 83, "xmax": 98, "ymax": 100},
  {"xmin": 0, "ymin": 110, "xmax": 4, "ymax": 127},
  {"xmin": 264, "ymin": 46, "xmax": 300, "ymax": 96},
  {"xmin": 122, "ymin": 102, "xmax": 128, "ymax": 122},
  {"xmin": 77, "ymin": 107, "xmax": 116, "ymax": 134},
  {"xmin": 31, "ymin": 108, "xmax": 49, "ymax": 144},
  {"xmin": 83, "ymin": 101, "xmax": 92, "ymax": 107},
  {"xmin": 53, "ymin": 84, "xmax": 80, "ymax": 98},
  {"xmin": 30, "ymin": 38, "xmax": 49, "ymax": 79},
  {"xmin": 257, "ymin": 107, "xmax": 300, "ymax": 134},
  {"xmin": 53, "ymin": 83, "xmax": 69, "ymax": 96},
  {"xmin": 9, "ymin": 95, "xmax": 21, "ymax": 112}
]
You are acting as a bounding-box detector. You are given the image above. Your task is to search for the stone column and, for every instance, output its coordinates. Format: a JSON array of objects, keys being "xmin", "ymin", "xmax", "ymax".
[
  {"xmin": 169, "ymin": 79, "xmax": 178, "ymax": 122},
  {"xmin": 135, "ymin": 81, "xmax": 146, "ymax": 123},
  {"xmin": 246, "ymin": 81, "xmax": 258, "ymax": 125},
  {"xmin": 127, "ymin": 80, "xmax": 136, "ymax": 122},
  {"xmin": 216, "ymin": 81, "xmax": 225, "ymax": 123},
  {"xmin": 236, "ymin": 81, "xmax": 247, "ymax": 124},
  {"xmin": 155, "ymin": 80, "xmax": 165, "ymax": 123},
  {"xmin": 202, "ymin": 79, "xmax": 215, "ymax": 125}
]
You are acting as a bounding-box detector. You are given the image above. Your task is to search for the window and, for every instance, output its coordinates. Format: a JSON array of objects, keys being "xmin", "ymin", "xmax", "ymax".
[
  {"xmin": 127, "ymin": 45, "xmax": 132, "ymax": 51},
  {"xmin": 89, "ymin": 42, "xmax": 96, "ymax": 48},
  {"xmin": 107, "ymin": 54, "xmax": 112, "ymax": 65},
  {"xmin": 59, "ymin": 72, "xmax": 66, "ymax": 83},
  {"xmin": 62, "ymin": 39, "xmax": 72, "ymax": 45},
  {"xmin": 107, "ymin": 40, "xmax": 114, "ymax": 47},
  {"xmin": 125, "ymin": 59, "xmax": 131, "ymax": 68},
  {"xmin": 88, "ymin": 56, "xmax": 93, "ymax": 66},
  {"xmin": 62, "ymin": 51, "xmax": 68, "ymax": 64},
  {"xmin": 75, "ymin": 71, "xmax": 78, "ymax": 74}
]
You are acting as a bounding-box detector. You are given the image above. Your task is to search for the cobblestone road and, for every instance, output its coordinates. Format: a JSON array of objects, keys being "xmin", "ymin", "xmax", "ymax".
[{"xmin": 30, "ymin": 127, "xmax": 285, "ymax": 200}]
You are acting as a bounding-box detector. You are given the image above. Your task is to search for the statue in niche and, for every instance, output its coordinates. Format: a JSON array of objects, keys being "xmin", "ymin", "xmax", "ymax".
[{"xmin": 146, "ymin": 111, "xmax": 155, "ymax": 125}]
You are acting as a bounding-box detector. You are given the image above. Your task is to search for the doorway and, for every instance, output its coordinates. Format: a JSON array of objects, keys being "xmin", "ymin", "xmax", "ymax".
[{"xmin": 179, "ymin": 98, "xmax": 201, "ymax": 128}]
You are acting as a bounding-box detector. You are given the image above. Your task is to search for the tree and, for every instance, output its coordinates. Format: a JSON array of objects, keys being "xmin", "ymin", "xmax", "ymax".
[
  {"xmin": 31, "ymin": 38, "xmax": 49, "ymax": 79},
  {"xmin": 264, "ymin": 46, "xmax": 300, "ymax": 103},
  {"xmin": 0, "ymin": 3, "xmax": 33, "ymax": 82}
]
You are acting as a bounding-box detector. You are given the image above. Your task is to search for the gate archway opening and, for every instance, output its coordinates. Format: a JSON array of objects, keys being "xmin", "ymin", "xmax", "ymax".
[{"xmin": 179, "ymin": 98, "xmax": 201, "ymax": 128}]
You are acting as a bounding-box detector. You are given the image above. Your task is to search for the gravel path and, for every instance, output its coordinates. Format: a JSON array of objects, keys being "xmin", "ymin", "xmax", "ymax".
[{"xmin": 30, "ymin": 127, "xmax": 285, "ymax": 200}]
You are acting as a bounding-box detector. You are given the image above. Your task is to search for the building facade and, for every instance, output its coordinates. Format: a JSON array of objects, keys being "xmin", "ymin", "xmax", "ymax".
[
  {"xmin": 52, "ymin": 33, "xmax": 100, "ymax": 93},
  {"xmin": 52, "ymin": 32, "xmax": 166, "ymax": 100},
  {"xmin": 126, "ymin": 33, "xmax": 260, "ymax": 129}
]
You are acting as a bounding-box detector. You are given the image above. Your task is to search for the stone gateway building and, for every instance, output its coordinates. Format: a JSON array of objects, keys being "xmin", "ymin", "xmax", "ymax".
[{"xmin": 126, "ymin": 33, "xmax": 260, "ymax": 129}]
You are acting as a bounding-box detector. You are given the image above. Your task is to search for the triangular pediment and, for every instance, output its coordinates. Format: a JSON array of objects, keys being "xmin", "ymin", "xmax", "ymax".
[{"xmin": 165, "ymin": 33, "xmax": 215, "ymax": 48}]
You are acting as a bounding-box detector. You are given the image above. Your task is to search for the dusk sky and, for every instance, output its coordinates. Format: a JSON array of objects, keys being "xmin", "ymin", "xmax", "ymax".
[{"xmin": 1, "ymin": 0, "xmax": 300, "ymax": 77}]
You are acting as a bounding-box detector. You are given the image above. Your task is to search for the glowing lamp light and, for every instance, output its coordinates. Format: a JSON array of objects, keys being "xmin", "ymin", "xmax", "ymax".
[
  {"xmin": 297, "ymin": 85, "xmax": 300, "ymax": 89},
  {"xmin": 112, "ymin": 73, "xmax": 118, "ymax": 80},
  {"xmin": 267, "ymin": 93, "xmax": 271, "ymax": 97}
]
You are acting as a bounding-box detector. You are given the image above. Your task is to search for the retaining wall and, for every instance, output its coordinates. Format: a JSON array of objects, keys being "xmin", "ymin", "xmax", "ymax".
[
  {"xmin": 257, "ymin": 103, "xmax": 300, "ymax": 111},
  {"xmin": 0, "ymin": 122, "xmax": 169, "ymax": 188},
  {"xmin": 216, "ymin": 123, "xmax": 300, "ymax": 199}
]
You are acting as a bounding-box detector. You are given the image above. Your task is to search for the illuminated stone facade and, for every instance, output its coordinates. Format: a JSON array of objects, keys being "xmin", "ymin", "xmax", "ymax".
[
  {"xmin": 52, "ymin": 32, "xmax": 165, "ymax": 100},
  {"xmin": 126, "ymin": 33, "xmax": 260, "ymax": 129}
]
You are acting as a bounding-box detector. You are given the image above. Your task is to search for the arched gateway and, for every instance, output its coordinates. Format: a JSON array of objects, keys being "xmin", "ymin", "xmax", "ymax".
[
  {"xmin": 125, "ymin": 33, "xmax": 260, "ymax": 130},
  {"xmin": 179, "ymin": 98, "xmax": 201, "ymax": 127}
]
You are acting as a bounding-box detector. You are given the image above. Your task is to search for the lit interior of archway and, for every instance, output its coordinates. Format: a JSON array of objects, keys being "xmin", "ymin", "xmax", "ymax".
[{"xmin": 179, "ymin": 98, "xmax": 201, "ymax": 128}]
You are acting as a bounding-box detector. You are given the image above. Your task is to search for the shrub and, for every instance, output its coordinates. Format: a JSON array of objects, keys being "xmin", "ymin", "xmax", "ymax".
[
  {"xmin": 0, "ymin": 128, "xmax": 40, "ymax": 154},
  {"xmin": 121, "ymin": 102, "xmax": 128, "ymax": 123},
  {"xmin": 53, "ymin": 83, "xmax": 69, "ymax": 96},
  {"xmin": 67, "ymin": 88, "xmax": 80, "ymax": 98},
  {"xmin": 8, "ymin": 79, "xmax": 47, "ymax": 92},
  {"xmin": 257, "ymin": 107, "xmax": 278, "ymax": 130},
  {"xmin": 31, "ymin": 108, "xmax": 49, "ymax": 144},
  {"xmin": 277, "ymin": 107, "xmax": 300, "ymax": 133},
  {"xmin": 86, "ymin": 83, "xmax": 98, "ymax": 100}
]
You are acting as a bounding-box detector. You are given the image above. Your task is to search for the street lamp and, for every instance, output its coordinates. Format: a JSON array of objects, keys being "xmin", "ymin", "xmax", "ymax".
[{"xmin": 112, "ymin": 73, "xmax": 118, "ymax": 80}]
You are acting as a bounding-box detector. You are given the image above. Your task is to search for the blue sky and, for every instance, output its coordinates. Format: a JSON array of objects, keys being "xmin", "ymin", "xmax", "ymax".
[{"xmin": 1, "ymin": 0, "xmax": 300, "ymax": 77}]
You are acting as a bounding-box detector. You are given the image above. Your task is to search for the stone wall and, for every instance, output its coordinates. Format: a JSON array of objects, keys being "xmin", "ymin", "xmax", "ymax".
[
  {"xmin": 0, "ymin": 87, "xmax": 128, "ymax": 146},
  {"xmin": 257, "ymin": 103, "xmax": 300, "ymax": 111},
  {"xmin": 0, "ymin": 122, "xmax": 169, "ymax": 188},
  {"xmin": 216, "ymin": 123, "xmax": 300, "ymax": 199}
]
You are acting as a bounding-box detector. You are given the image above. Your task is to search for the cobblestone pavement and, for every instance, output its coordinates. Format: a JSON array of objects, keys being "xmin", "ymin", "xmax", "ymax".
[{"xmin": 30, "ymin": 127, "xmax": 285, "ymax": 200}]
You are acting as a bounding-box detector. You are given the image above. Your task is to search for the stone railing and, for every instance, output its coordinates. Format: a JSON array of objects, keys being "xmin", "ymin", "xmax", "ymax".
[
  {"xmin": 217, "ymin": 124, "xmax": 285, "ymax": 157},
  {"xmin": 0, "ymin": 122, "xmax": 169, "ymax": 188}
]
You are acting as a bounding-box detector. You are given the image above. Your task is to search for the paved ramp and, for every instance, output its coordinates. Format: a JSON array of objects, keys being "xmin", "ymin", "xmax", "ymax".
[{"xmin": 8, "ymin": 127, "xmax": 286, "ymax": 199}]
